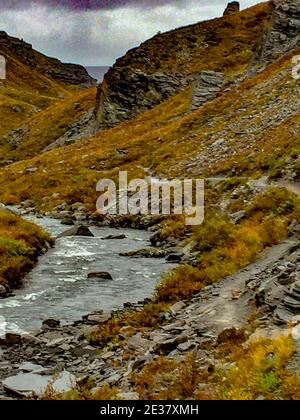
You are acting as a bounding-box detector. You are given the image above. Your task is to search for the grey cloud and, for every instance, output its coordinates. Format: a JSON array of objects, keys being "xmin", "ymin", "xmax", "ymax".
[
  {"xmin": 0, "ymin": 1, "xmax": 264, "ymax": 66},
  {"xmin": 0, "ymin": 0, "xmax": 187, "ymax": 11}
]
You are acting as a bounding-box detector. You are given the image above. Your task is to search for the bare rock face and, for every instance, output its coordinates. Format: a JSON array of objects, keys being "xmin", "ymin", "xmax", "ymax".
[
  {"xmin": 0, "ymin": 31, "xmax": 96, "ymax": 87},
  {"xmin": 42, "ymin": 109, "xmax": 96, "ymax": 152},
  {"xmin": 253, "ymin": 0, "xmax": 300, "ymax": 65},
  {"xmin": 223, "ymin": 2, "xmax": 240, "ymax": 17},
  {"xmin": 189, "ymin": 71, "xmax": 224, "ymax": 112},
  {"xmin": 95, "ymin": 66, "xmax": 192, "ymax": 129}
]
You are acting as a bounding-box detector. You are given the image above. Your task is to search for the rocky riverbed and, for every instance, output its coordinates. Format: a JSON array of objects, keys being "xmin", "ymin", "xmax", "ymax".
[{"xmin": 1, "ymin": 235, "xmax": 299, "ymax": 399}]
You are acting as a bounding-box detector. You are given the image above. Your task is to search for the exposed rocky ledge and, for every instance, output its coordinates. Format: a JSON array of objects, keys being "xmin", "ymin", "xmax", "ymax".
[
  {"xmin": 252, "ymin": 0, "xmax": 300, "ymax": 66},
  {"xmin": 189, "ymin": 71, "xmax": 224, "ymax": 112},
  {"xmin": 95, "ymin": 67, "xmax": 193, "ymax": 128}
]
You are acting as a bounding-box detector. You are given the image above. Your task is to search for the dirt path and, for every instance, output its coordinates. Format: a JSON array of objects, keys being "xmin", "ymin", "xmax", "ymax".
[{"xmin": 175, "ymin": 239, "xmax": 298, "ymax": 334}]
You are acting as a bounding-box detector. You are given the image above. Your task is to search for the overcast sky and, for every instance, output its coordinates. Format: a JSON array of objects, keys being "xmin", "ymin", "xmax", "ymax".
[{"xmin": 0, "ymin": 0, "xmax": 265, "ymax": 66}]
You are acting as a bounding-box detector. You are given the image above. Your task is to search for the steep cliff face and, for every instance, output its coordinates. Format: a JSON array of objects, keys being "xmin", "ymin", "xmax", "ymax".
[
  {"xmin": 253, "ymin": 0, "xmax": 300, "ymax": 65},
  {"xmin": 0, "ymin": 31, "xmax": 96, "ymax": 87},
  {"xmin": 95, "ymin": 2, "xmax": 272, "ymax": 129},
  {"xmin": 96, "ymin": 67, "xmax": 192, "ymax": 128}
]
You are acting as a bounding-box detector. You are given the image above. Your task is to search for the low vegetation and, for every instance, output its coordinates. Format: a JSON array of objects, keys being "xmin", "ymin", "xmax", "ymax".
[
  {"xmin": 40, "ymin": 381, "xmax": 118, "ymax": 401},
  {"xmin": 88, "ymin": 302, "xmax": 169, "ymax": 347},
  {"xmin": 0, "ymin": 210, "xmax": 52, "ymax": 293},
  {"xmin": 88, "ymin": 187, "xmax": 300, "ymax": 348},
  {"xmin": 131, "ymin": 335, "xmax": 300, "ymax": 400},
  {"xmin": 156, "ymin": 187, "xmax": 300, "ymax": 303}
]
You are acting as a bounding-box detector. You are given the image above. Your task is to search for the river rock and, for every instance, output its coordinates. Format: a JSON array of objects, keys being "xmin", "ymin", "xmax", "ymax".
[
  {"xmin": 21, "ymin": 199, "xmax": 35, "ymax": 209},
  {"xmin": 0, "ymin": 333, "xmax": 22, "ymax": 347},
  {"xmin": 119, "ymin": 248, "xmax": 167, "ymax": 258},
  {"xmin": 84, "ymin": 312, "xmax": 112, "ymax": 324},
  {"xmin": 0, "ymin": 284, "xmax": 7, "ymax": 297},
  {"xmin": 154, "ymin": 333, "xmax": 188, "ymax": 354},
  {"xmin": 2, "ymin": 370, "xmax": 75, "ymax": 397},
  {"xmin": 292, "ymin": 324, "xmax": 300, "ymax": 341},
  {"xmin": 170, "ymin": 301, "xmax": 186, "ymax": 314},
  {"xmin": 87, "ymin": 272, "xmax": 113, "ymax": 280},
  {"xmin": 118, "ymin": 391, "xmax": 140, "ymax": 400},
  {"xmin": 18, "ymin": 362, "xmax": 48, "ymax": 373},
  {"xmin": 57, "ymin": 224, "xmax": 94, "ymax": 238},
  {"xmin": 45, "ymin": 338, "xmax": 65, "ymax": 348},
  {"xmin": 166, "ymin": 252, "xmax": 183, "ymax": 262},
  {"xmin": 230, "ymin": 210, "xmax": 246, "ymax": 224},
  {"xmin": 101, "ymin": 234, "xmax": 126, "ymax": 240},
  {"xmin": 42, "ymin": 319, "xmax": 61, "ymax": 329},
  {"xmin": 127, "ymin": 334, "xmax": 153, "ymax": 353},
  {"xmin": 60, "ymin": 217, "xmax": 75, "ymax": 226}
]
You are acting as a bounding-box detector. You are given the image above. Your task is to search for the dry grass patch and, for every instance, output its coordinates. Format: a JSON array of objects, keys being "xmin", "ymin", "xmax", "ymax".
[{"xmin": 0, "ymin": 210, "xmax": 52, "ymax": 292}]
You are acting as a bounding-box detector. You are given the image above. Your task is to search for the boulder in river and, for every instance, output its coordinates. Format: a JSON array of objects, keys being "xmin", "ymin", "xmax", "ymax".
[
  {"xmin": 57, "ymin": 224, "xmax": 94, "ymax": 238},
  {"xmin": 101, "ymin": 234, "xmax": 126, "ymax": 240},
  {"xmin": 60, "ymin": 217, "xmax": 75, "ymax": 226},
  {"xmin": 87, "ymin": 272, "xmax": 113, "ymax": 280},
  {"xmin": 0, "ymin": 284, "xmax": 7, "ymax": 298},
  {"xmin": 119, "ymin": 248, "xmax": 167, "ymax": 258},
  {"xmin": 166, "ymin": 252, "xmax": 184, "ymax": 263}
]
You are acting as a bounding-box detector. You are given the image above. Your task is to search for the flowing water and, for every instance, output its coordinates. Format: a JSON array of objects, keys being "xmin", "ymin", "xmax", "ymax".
[{"xmin": 0, "ymin": 216, "xmax": 173, "ymax": 334}]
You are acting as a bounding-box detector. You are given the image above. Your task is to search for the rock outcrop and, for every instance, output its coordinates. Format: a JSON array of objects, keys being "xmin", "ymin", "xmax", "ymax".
[
  {"xmin": 253, "ymin": 0, "xmax": 300, "ymax": 65},
  {"xmin": 0, "ymin": 31, "xmax": 96, "ymax": 87},
  {"xmin": 95, "ymin": 67, "xmax": 192, "ymax": 128},
  {"xmin": 42, "ymin": 109, "xmax": 96, "ymax": 152},
  {"xmin": 223, "ymin": 2, "xmax": 240, "ymax": 17},
  {"xmin": 189, "ymin": 71, "xmax": 224, "ymax": 112},
  {"xmin": 95, "ymin": 67, "xmax": 226, "ymax": 128}
]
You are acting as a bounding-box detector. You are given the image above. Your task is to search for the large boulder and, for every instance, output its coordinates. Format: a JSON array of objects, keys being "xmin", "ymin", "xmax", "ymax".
[
  {"xmin": 57, "ymin": 224, "xmax": 94, "ymax": 238},
  {"xmin": 101, "ymin": 234, "xmax": 126, "ymax": 240}
]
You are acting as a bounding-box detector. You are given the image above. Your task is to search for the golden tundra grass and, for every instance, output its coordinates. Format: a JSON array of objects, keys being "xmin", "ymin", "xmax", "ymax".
[
  {"xmin": 0, "ymin": 210, "xmax": 51, "ymax": 291},
  {"xmin": 0, "ymin": 41, "xmax": 299, "ymax": 211}
]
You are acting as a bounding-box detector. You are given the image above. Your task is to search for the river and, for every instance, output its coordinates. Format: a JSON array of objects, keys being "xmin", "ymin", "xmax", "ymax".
[{"xmin": 0, "ymin": 215, "xmax": 173, "ymax": 334}]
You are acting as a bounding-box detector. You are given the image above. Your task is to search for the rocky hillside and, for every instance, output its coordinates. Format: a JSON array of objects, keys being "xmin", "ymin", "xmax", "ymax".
[
  {"xmin": 0, "ymin": 31, "xmax": 96, "ymax": 87},
  {"xmin": 0, "ymin": 31, "xmax": 97, "ymax": 164},
  {"xmin": 95, "ymin": 0, "xmax": 300, "ymax": 130},
  {"xmin": 0, "ymin": 27, "xmax": 299, "ymax": 211},
  {"xmin": 0, "ymin": 1, "xmax": 300, "ymax": 401},
  {"xmin": 95, "ymin": 1, "xmax": 272, "ymax": 128}
]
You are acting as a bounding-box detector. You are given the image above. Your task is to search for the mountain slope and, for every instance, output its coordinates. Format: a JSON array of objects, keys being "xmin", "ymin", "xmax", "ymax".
[
  {"xmin": 0, "ymin": 31, "xmax": 96, "ymax": 142},
  {"xmin": 95, "ymin": 2, "xmax": 272, "ymax": 128},
  {"xmin": 0, "ymin": 87, "xmax": 97, "ymax": 165},
  {"xmin": 0, "ymin": 0, "xmax": 299, "ymax": 211},
  {"xmin": 0, "ymin": 40, "xmax": 298, "ymax": 211}
]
